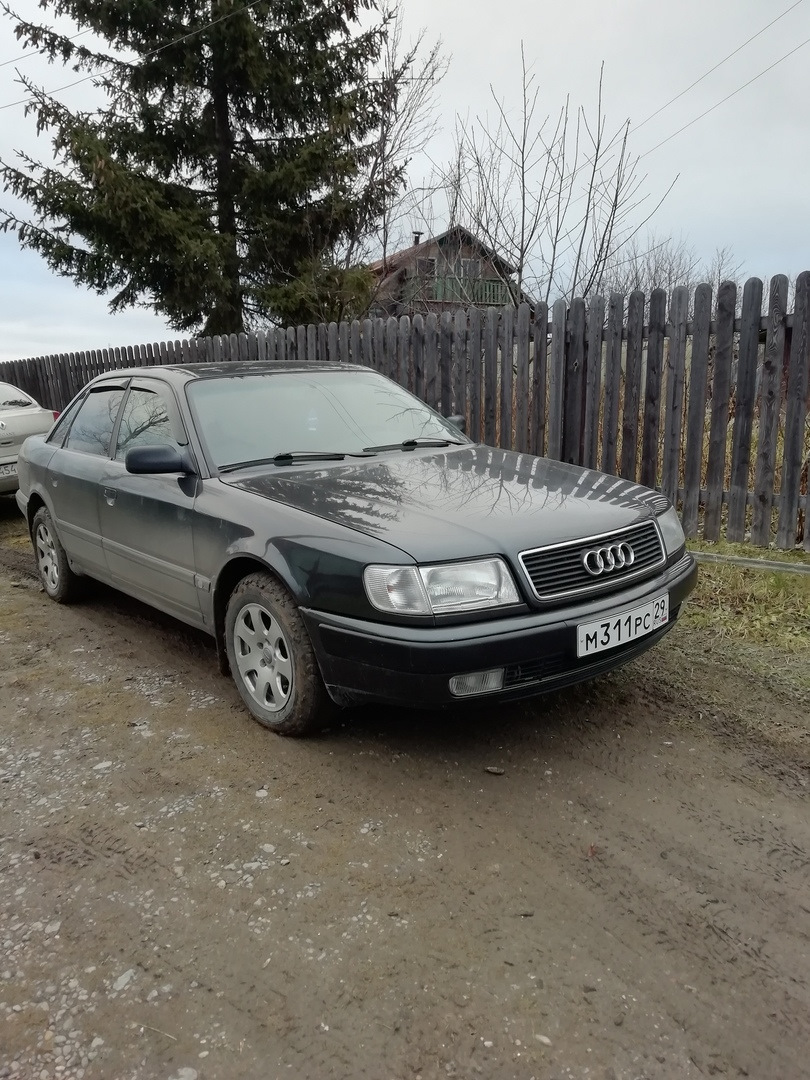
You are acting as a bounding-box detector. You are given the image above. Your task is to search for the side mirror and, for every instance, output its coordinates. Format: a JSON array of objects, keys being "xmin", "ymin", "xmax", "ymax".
[
  {"xmin": 447, "ymin": 414, "xmax": 467, "ymax": 435},
  {"xmin": 125, "ymin": 445, "xmax": 195, "ymax": 475}
]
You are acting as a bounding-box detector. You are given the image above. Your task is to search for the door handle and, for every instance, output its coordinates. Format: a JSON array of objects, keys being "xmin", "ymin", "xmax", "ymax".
[{"xmin": 103, "ymin": 487, "xmax": 117, "ymax": 505}]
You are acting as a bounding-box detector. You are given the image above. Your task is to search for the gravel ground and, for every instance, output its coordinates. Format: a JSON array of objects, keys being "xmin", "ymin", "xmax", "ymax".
[{"xmin": 0, "ymin": 495, "xmax": 808, "ymax": 1080}]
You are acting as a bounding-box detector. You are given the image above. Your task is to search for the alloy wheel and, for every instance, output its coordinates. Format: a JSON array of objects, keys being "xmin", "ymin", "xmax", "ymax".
[
  {"xmin": 35, "ymin": 522, "xmax": 59, "ymax": 592},
  {"xmin": 232, "ymin": 602, "xmax": 294, "ymax": 712}
]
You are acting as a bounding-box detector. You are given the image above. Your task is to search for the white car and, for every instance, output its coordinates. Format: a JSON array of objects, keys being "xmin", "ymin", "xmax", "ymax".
[{"xmin": 0, "ymin": 382, "xmax": 57, "ymax": 494}]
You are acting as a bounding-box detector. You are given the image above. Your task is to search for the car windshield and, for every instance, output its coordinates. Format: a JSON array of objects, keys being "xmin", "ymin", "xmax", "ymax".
[
  {"xmin": 0, "ymin": 382, "xmax": 34, "ymax": 409},
  {"xmin": 187, "ymin": 369, "xmax": 467, "ymax": 470}
]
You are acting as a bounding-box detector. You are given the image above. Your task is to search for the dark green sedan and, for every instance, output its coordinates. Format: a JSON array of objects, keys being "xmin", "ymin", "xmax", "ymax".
[{"xmin": 15, "ymin": 362, "xmax": 697, "ymax": 735}]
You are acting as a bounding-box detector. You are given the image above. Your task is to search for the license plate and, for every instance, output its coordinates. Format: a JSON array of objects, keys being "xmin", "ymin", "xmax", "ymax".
[
  {"xmin": 577, "ymin": 595, "xmax": 669, "ymax": 657},
  {"xmin": 0, "ymin": 462, "xmax": 16, "ymax": 477}
]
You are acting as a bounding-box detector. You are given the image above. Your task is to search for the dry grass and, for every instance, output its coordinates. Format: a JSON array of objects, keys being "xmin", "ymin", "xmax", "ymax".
[{"xmin": 685, "ymin": 541, "xmax": 810, "ymax": 654}]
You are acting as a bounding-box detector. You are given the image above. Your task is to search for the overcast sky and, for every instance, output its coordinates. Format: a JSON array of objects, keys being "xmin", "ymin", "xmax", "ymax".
[{"xmin": 1, "ymin": 0, "xmax": 808, "ymax": 362}]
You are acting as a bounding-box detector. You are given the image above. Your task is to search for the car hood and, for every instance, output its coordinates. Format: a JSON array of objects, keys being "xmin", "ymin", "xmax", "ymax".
[{"xmin": 225, "ymin": 445, "xmax": 660, "ymax": 562}]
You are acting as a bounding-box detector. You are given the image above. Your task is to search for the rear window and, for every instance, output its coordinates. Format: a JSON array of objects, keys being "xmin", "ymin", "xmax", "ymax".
[{"xmin": 0, "ymin": 383, "xmax": 35, "ymax": 409}]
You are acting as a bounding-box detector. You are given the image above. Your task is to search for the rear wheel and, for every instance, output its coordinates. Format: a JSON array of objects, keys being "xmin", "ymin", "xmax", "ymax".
[
  {"xmin": 32, "ymin": 506, "xmax": 84, "ymax": 603},
  {"xmin": 224, "ymin": 572, "xmax": 329, "ymax": 736}
]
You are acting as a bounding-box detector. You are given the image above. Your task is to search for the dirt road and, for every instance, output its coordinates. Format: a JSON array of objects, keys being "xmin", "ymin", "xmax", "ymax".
[{"xmin": 1, "ymin": 497, "xmax": 808, "ymax": 1080}]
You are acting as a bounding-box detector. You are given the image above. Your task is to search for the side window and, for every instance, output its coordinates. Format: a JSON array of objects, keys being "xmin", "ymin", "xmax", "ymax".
[
  {"xmin": 115, "ymin": 388, "xmax": 179, "ymax": 461},
  {"xmin": 47, "ymin": 394, "xmax": 85, "ymax": 448},
  {"xmin": 64, "ymin": 388, "xmax": 125, "ymax": 457}
]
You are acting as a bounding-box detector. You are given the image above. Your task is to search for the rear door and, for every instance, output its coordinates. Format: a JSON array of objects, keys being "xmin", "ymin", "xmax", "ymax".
[
  {"xmin": 46, "ymin": 384, "xmax": 127, "ymax": 577},
  {"xmin": 98, "ymin": 379, "xmax": 203, "ymax": 627}
]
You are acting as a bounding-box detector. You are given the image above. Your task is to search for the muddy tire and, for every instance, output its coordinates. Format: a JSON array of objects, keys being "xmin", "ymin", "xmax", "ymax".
[
  {"xmin": 224, "ymin": 571, "xmax": 329, "ymax": 736},
  {"xmin": 32, "ymin": 506, "xmax": 84, "ymax": 603}
]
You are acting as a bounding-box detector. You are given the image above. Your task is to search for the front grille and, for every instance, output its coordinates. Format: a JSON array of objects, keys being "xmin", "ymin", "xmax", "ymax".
[{"xmin": 519, "ymin": 519, "xmax": 665, "ymax": 603}]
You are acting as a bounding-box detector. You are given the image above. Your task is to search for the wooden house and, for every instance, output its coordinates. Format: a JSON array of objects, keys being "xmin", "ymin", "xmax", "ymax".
[{"xmin": 369, "ymin": 226, "xmax": 525, "ymax": 316}]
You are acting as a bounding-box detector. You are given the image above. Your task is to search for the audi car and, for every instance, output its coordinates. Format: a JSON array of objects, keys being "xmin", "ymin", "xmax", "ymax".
[
  {"xmin": 15, "ymin": 362, "xmax": 697, "ymax": 736},
  {"xmin": 1, "ymin": 381, "xmax": 58, "ymax": 494}
]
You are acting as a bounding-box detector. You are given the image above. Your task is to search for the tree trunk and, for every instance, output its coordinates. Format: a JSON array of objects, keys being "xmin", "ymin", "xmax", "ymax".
[{"xmin": 207, "ymin": 13, "xmax": 243, "ymax": 336}]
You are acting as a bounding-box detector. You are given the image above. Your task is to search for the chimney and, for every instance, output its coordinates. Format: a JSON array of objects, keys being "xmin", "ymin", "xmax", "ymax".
[{"xmin": 412, "ymin": 230, "xmax": 423, "ymax": 246}]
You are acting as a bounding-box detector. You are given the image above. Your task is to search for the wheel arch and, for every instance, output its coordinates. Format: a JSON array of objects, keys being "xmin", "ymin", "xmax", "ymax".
[
  {"xmin": 25, "ymin": 491, "xmax": 47, "ymax": 536},
  {"xmin": 212, "ymin": 555, "xmax": 298, "ymax": 677}
]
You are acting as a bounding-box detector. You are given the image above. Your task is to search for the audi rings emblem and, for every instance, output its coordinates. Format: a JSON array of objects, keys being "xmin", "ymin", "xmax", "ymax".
[{"xmin": 582, "ymin": 541, "xmax": 635, "ymax": 576}]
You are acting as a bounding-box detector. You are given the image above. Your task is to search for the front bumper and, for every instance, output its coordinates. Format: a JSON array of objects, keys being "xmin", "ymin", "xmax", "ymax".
[{"xmin": 301, "ymin": 552, "xmax": 698, "ymax": 708}]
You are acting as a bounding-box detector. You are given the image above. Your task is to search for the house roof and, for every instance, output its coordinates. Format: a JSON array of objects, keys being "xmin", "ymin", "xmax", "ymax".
[{"xmin": 369, "ymin": 225, "xmax": 517, "ymax": 278}]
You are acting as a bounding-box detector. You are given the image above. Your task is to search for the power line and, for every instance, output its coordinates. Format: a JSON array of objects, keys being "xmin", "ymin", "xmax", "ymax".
[
  {"xmin": 0, "ymin": 0, "xmax": 265, "ymax": 113},
  {"xmin": 443, "ymin": 0, "xmax": 807, "ymax": 271},
  {"xmin": 640, "ymin": 33, "xmax": 810, "ymax": 158},
  {"xmin": 0, "ymin": 28, "xmax": 92, "ymax": 70},
  {"xmin": 632, "ymin": 0, "xmax": 805, "ymax": 134},
  {"xmin": 543, "ymin": 3, "xmax": 810, "ymax": 264},
  {"xmin": 562, "ymin": 0, "xmax": 807, "ymax": 195}
]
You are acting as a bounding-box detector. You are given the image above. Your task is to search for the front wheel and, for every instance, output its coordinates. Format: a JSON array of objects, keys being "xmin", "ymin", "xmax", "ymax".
[
  {"xmin": 31, "ymin": 507, "xmax": 84, "ymax": 603},
  {"xmin": 224, "ymin": 572, "xmax": 329, "ymax": 736}
]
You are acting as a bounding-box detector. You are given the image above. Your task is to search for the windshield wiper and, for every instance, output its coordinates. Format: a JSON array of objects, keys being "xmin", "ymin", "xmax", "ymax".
[
  {"xmin": 363, "ymin": 437, "xmax": 465, "ymax": 453},
  {"xmin": 219, "ymin": 450, "xmax": 375, "ymax": 473},
  {"xmin": 0, "ymin": 399, "xmax": 32, "ymax": 408}
]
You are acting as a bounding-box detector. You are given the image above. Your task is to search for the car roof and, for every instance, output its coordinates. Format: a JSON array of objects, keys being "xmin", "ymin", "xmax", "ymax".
[{"xmin": 91, "ymin": 361, "xmax": 368, "ymax": 386}]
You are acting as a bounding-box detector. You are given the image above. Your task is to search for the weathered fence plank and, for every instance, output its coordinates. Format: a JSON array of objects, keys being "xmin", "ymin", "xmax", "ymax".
[
  {"xmin": 704, "ymin": 281, "xmax": 737, "ymax": 540},
  {"xmin": 484, "ymin": 309, "xmax": 498, "ymax": 447},
  {"xmin": 640, "ymin": 289, "xmax": 667, "ymax": 490},
  {"xmin": 397, "ymin": 316, "xmax": 410, "ymax": 389},
  {"xmin": 412, "ymin": 314, "xmax": 425, "ymax": 400},
  {"xmin": 583, "ymin": 295, "xmax": 605, "ymax": 470},
  {"xmin": 385, "ymin": 317, "xmax": 398, "ymax": 382},
  {"xmin": 453, "ymin": 308, "xmax": 467, "ymax": 416},
  {"xmin": 361, "ymin": 319, "xmax": 374, "ymax": 370},
  {"xmin": 548, "ymin": 299, "xmax": 567, "ymax": 461},
  {"xmin": 514, "ymin": 303, "xmax": 530, "ymax": 454},
  {"xmin": 682, "ymin": 282, "xmax": 712, "ymax": 537},
  {"xmin": 327, "ymin": 322, "xmax": 338, "ymax": 365},
  {"xmin": 468, "ymin": 307, "xmax": 482, "ymax": 442},
  {"xmin": 440, "ymin": 311, "xmax": 453, "ymax": 415},
  {"xmin": 424, "ymin": 313, "xmax": 439, "ymax": 410},
  {"xmin": 531, "ymin": 302, "xmax": 549, "ymax": 458},
  {"xmin": 337, "ymin": 321, "xmax": 347, "ymax": 365},
  {"xmin": 499, "ymin": 306, "xmax": 514, "ymax": 450},
  {"xmin": 601, "ymin": 293, "xmax": 624, "ymax": 476},
  {"xmin": 564, "ymin": 298, "xmax": 586, "ymax": 465},
  {"xmin": 349, "ymin": 320, "xmax": 360, "ymax": 367},
  {"xmin": 661, "ymin": 286, "xmax": 689, "ymax": 504},
  {"xmin": 620, "ymin": 290, "xmax": 645, "ymax": 481},
  {"xmin": 255, "ymin": 329, "xmax": 266, "ymax": 361},
  {"xmin": 777, "ymin": 270, "xmax": 810, "ymax": 549},
  {"xmin": 751, "ymin": 276, "xmax": 788, "ymax": 545},
  {"xmin": 727, "ymin": 277, "xmax": 763, "ymax": 541}
]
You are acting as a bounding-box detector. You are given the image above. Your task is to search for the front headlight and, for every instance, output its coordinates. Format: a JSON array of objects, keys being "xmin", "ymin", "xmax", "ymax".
[
  {"xmin": 657, "ymin": 505, "xmax": 686, "ymax": 556},
  {"xmin": 364, "ymin": 557, "xmax": 521, "ymax": 616}
]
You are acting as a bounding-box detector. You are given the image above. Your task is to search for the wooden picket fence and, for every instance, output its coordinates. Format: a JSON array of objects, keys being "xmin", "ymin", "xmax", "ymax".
[{"xmin": 2, "ymin": 273, "xmax": 808, "ymax": 550}]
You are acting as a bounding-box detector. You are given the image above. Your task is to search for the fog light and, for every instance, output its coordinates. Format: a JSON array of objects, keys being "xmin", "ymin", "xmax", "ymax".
[{"xmin": 448, "ymin": 668, "xmax": 504, "ymax": 697}]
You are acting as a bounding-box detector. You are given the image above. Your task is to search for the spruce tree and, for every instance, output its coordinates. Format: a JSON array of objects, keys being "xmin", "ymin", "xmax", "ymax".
[{"xmin": 0, "ymin": 1, "xmax": 400, "ymax": 333}]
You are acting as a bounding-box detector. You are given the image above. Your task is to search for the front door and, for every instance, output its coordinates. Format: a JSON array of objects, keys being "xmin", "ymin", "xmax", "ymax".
[{"xmin": 98, "ymin": 380, "xmax": 203, "ymax": 627}]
